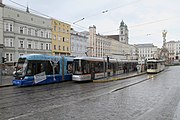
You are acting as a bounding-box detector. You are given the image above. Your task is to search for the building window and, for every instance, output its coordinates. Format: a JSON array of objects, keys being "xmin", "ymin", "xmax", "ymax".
[
  {"xmin": 46, "ymin": 32, "xmax": 48, "ymax": 38},
  {"xmin": 53, "ymin": 35, "xmax": 56, "ymax": 40},
  {"xmin": 4, "ymin": 23, "xmax": 13, "ymax": 32},
  {"xmin": 34, "ymin": 42, "xmax": 38, "ymax": 49},
  {"xmin": 5, "ymin": 38, "xmax": 14, "ymax": 47},
  {"xmin": 31, "ymin": 29, "xmax": 35, "ymax": 36},
  {"xmin": 27, "ymin": 41, "xmax": 32, "ymax": 49},
  {"xmin": 20, "ymin": 27, "xmax": 24, "ymax": 34},
  {"xmin": 19, "ymin": 40, "xmax": 24, "ymax": 48},
  {"xmin": 28, "ymin": 28, "xmax": 31, "ymax": 35},
  {"xmin": 121, "ymin": 31, "xmax": 123, "ymax": 34},
  {"xmin": 41, "ymin": 31, "xmax": 44, "ymax": 37},
  {"xmin": 5, "ymin": 53, "xmax": 13, "ymax": 62},
  {"xmin": 58, "ymin": 36, "xmax": 61, "ymax": 40},
  {"xmin": 58, "ymin": 27, "xmax": 61, "ymax": 32},
  {"xmin": 67, "ymin": 47, "xmax": 69, "ymax": 51},
  {"xmin": 10, "ymin": 54, "xmax": 13, "ymax": 61},
  {"xmin": 9, "ymin": 24, "xmax": 13, "ymax": 32},
  {"xmin": 58, "ymin": 45, "xmax": 61, "ymax": 50},
  {"xmin": 41, "ymin": 43, "xmax": 44, "ymax": 50},
  {"xmin": 63, "ymin": 37, "xmax": 65, "ymax": 42},
  {"xmin": 5, "ymin": 23, "xmax": 9, "ymax": 31},
  {"xmin": 66, "ymin": 38, "xmax": 69, "ymax": 42},
  {"xmin": 19, "ymin": 53, "xmax": 24, "ymax": 57},
  {"xmin": 46, "ymin": 44, "xmax": 49, "ymax": 50},
  {"xmin": 35, "ymin": 30, "xmax": 38, "ymax": 36},
  {"xmin": 54, "ymin": 26, "xmax": 56, "ymax": 31},
  {"xmin": 10, "ymin": 39, "xmax": 13, "ymax": 47},
  {"xmin": 54, "ymin": 45, "xmax": 56, "ymax": 50},
  {"xmin": 63, "ymin": 46, "xmax": 65, "ymax": 51},
  {"xmin": 6, "ymin": 53, "xmax": 9, "ymax": 62}
]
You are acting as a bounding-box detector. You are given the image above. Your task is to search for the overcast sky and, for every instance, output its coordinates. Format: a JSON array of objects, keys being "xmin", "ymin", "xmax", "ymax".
[{"xmin": 3, "ymin": 0, "xmax": 180, "ymax": 48}]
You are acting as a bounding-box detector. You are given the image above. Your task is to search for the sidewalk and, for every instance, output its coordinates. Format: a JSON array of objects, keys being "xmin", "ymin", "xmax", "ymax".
[
  {"xmin": 0, "ymin": 75, "xmax": 14, "ymax": 87},
  {"xmin": 93, "ymin": 72, "xmax": 146, "ymax": 83}
]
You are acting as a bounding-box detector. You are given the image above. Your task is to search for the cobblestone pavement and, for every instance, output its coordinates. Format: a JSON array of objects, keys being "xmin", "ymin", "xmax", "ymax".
[{"xmin": 0, "ymin": 66, "xmax": 180, "ymax": 120}]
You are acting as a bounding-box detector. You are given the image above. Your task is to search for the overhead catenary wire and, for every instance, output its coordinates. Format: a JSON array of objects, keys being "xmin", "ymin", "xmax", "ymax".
[
  {"xmin": 8, "ymin": 0, "xmax": 89, "ymax": 31},
  {"xmin": 73, "ymin": 0, "xmax": 144, "ymax": 24}
]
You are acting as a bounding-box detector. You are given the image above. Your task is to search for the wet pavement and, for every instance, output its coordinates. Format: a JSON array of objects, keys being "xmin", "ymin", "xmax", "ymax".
[
  {"xmin": 0, "ymin": 75, "xmax": 14, "ymax": 86},
  {"xmin": 0, "ymin": 66, "xmax": 180, "ymax": 120}
]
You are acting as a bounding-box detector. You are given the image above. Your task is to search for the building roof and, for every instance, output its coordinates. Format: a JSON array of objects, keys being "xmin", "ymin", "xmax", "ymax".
[
  {"xmin": 135, "ymin": 43, "xmax": 155, "ymax": 47},
  {"xmin": 105, "ymin": 35, "xmax": 119, "ymax": 41}
]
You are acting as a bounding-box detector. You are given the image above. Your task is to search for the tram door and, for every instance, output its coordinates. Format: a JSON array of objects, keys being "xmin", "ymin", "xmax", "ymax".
[{"xmin": 90, "ymin": 62, "xmax": 95, "ymax": 80}]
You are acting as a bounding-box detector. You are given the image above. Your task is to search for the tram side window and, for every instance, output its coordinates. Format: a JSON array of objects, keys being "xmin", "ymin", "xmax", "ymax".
[
  {"xmin": 26, "ymin": 62, "xmax": 36, "ymax": 76},
  {"xmin": 45, "ymin": 61, "xmax": 53, "ymax": 75},
  {"xmin": 67, "ymin": 62, "xmax": 73, "ymax": 74},
  {"xmin": 82, "ymin": 61, "xmax": 90, "ymax": 74},
  {"xmin": 36, "ymin": 62, "xmax": 45, "ymax": 74},
  {"xmin": 54, "ymin": 62, "xmax": 60, "ymax": 74},
  {"xmin": 95, "ymin": 62, "xmax": 103, "ymax": 73},
  {"xmin": 118, "ymin": 63, "xmax": 123, "ymax": 70}
]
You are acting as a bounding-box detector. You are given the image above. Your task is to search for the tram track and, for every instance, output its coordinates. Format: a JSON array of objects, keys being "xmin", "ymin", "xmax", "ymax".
[
  {"xmin": 112, "ymin": 69, "xmax": 169, "ymax": 93},
  {"xmin": 0, "ymin": 75, "xmax": 148, "ymax": 109},
  {"xmin": 0, "ymin": 70, "xmax": 168, "ymax": 110},
  {"xmin": 1, "ymin": 72, "xmax": 167, "ymax": 120}
]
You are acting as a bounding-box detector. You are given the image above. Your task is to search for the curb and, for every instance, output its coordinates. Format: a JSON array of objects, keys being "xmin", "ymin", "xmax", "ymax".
[
  {"xmin": 0, "ymin": 84, "xmax": 13, "ymax": 88},
  {"xmin": 93, "ymin": 72, "xmax": 146, "ymax": 83}
]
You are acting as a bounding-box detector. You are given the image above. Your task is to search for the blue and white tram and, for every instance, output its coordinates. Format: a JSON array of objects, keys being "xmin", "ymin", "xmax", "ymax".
[
  {"xmin": 146, "ymin": 59, "xmax": 165, "ymax": 74},
  {"xmin": 12, "ymin": 54, "xmax": 73, "ymax": 86},
  {"xmin": 72, "ymin": 57, "xmax": 138, "ymax": 81}
]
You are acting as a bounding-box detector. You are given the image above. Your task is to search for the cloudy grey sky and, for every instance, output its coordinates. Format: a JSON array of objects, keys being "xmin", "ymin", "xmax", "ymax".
[{"xmin": 3, "ymin": 0, "xmax": 180, "ymax": 48}]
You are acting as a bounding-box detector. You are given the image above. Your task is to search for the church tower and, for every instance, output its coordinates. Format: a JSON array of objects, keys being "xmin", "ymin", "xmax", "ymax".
[{"xmin": 119, "ymin": 20, "xmax": 129, "ymax": 44}]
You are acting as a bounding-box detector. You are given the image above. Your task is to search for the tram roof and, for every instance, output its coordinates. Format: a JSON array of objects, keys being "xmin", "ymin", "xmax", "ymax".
[
  {"xmin": 74, "ymin": 56, "xmax": 107, "ymax": 61},
  {"xmin": 19, "ymin": 54, "xmax": 73, "ymax": 61},
  {"xmin": 147, "ymin": 59, "xmax": 165, "ymax": 63},
  {"xmin": 74, "ymin": 57, "xmax": 137, "ymax": 63}
]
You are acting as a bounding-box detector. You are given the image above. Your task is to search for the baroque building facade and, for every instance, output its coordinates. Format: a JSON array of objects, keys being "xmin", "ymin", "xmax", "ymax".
[
  {"xmin": 0, "ymin": 1, "xmax": 52, "ymax": 64},
  {"xmin": 52, "ymin": 19, "xmax": 71, "ymax": 56}
]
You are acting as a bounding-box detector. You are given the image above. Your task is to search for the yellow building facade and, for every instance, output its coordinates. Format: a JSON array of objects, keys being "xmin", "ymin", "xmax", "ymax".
[{"xmin": 51, "ymin": 19, "xmax": 71, "ymax": 56}]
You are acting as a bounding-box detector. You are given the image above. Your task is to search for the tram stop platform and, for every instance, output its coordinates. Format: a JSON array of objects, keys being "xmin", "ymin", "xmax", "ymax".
[{"xmin": 93, "ymin": 72, "xmax": 146, "ymax": 83}]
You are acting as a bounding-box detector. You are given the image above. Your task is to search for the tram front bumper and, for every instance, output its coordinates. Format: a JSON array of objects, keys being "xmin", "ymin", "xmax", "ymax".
[{"xmin": 72, "ymin": 75, "xmax": 91, "ymax": 81}]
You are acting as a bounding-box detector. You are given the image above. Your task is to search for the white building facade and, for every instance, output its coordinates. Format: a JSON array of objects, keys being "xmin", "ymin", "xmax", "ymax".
[
  {"xmin": 1, "ymin": 4, "xmax": 52, "ymax": 64},
  {"xmin": 89, "ymin": 25, "xmax": 111, "ymax": 57},
  {"xmin": 136, "ymin": 44, "xmax": 158, "ymax": 59},
  {"xmin": 70, "ymin": 29, "xmax": 88, "ymax": 57},
  {"xmin": 89, "ymin": 25, "xmax": 138, "ymax": 60},
  {"xmin": 166, "ymin": 41, "xmax": 180, "ymax": 61}
]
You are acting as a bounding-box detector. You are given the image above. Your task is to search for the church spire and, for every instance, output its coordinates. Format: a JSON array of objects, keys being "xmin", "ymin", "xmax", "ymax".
[
  {"xmin": 120, "ymin": 20, "xmax": 124, "ymax": 27},
  {"xmin": 26, "ymin": 4, "xmax": 30, "ymax": 13}
]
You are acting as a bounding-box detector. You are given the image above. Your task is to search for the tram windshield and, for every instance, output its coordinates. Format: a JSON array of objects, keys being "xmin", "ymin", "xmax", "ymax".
[
  {"xmin": 73, "ymin": 59, "xmax": 82, "ymax": 75},
  {"xmin": 147, "ymin": 63, "xmax": 157, "ymax": 69},
  {"xmin": 14, "ymin": 58, "xmax": 28, "ymax": 78}
]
